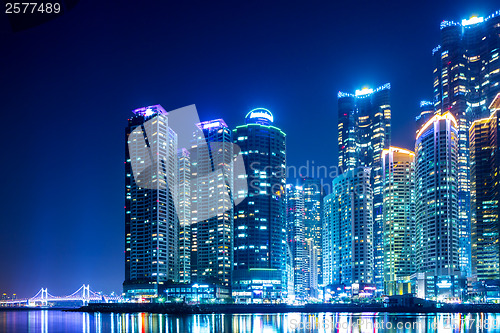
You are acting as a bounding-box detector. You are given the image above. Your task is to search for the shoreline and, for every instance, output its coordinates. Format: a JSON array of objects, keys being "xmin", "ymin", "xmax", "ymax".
[
  {"xmin": 0, "ymin": 307, "xmax": 74, "ymax": 312},
  {"xmin": 67, "ymin": 303, "xmax": 500, "ymax": 315}
]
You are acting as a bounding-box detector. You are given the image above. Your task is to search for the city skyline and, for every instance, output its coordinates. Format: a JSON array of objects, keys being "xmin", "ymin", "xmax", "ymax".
[{"xmin": 2, "ymin": 0, "xmax": 500, "ymax": 297}]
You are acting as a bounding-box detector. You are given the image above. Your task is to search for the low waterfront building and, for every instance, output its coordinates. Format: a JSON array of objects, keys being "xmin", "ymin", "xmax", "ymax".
[
  {"xmin": 163, "ymin": 283, "xmax": 231, "ymax": 303},
  {"xmin": 232, "ymin": 268, "xmax": 283, "ymax": 304}
]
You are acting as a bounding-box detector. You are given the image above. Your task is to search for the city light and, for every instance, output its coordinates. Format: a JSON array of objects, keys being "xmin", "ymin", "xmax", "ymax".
[
  {"xmin": 245, "ymin": 108, "xmax": 274, "ymax": 123},
  {"xmin": 355, "ymin": 87, "xmax": 373, "ymax": 96},
  {"xmin": 416, "ymin": 111, "xmax": 457, "ymax": 140},
  {"xmin": 462, "ymin": 16, "xmax": 484, "ymax": 26}
]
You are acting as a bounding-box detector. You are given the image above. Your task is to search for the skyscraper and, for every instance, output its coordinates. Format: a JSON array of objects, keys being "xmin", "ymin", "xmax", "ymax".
[
  {"xmin": 433, "ymin": 10, "xmax": 500, "ymax": 277},
  {"xmin": 232, "ymin": 108, "xmax": 287, "ymax": 303},
  {"xmin": 337, "ymin": 84, "xmax": 391, "ymax": 292},
  {"xmin": 436, "ymin": 12, "xmax": 500, "ymax": 121},
  {"xmin": 323, "ymin": 167, "xmax": 374, "ymax": 296},
  {"xmin": 381, "ymin": 147, "xmax": 415, "ymax": 296},
  {"xmin": 470, "ymin": 94, "xmax": 500, "ymax": 282},
  {"xmin": 338, "ymin": 84, "xmax": 392, "ymax": 171},
  {"xmin": 286, "ymin": 184, "xmax": 307, "ymax": 301},
  {"xmin": 414, "ymin": 111, "xmax": 463, "ymax": 300},
  {"xmin": 190, "ymin": 119, "xmax": 234, "ymax": 290},
  {"xmin": 302, "ymin": 178, "xmax": 323, "ymax": 298},
  {"xmin": 124, "ymin": 105, "xmax": 179, "ymax": 299}
]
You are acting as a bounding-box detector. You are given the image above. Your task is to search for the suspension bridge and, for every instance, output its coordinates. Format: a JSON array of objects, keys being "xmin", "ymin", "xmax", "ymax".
[{"xmin": 0, "ymin": 285, "xmax": 123, "ymax": 307}]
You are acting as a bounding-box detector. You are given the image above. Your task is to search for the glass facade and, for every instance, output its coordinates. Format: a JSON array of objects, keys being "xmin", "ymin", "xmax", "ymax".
[
  {"xmin": 323, "ymin": 167, "xmax": 374, "ymax": 290},
  {"xmin": 433, "ymin": 11, "xmax": 500, "ymax": 277},
  {"xmin": 190, "ymin": 119, "xmax": 234, "ymax": 288},
  {"xmin": 232, "ymin": 108, "xmax": 287, "ymax": 302},
  {"xmin": 381, "ymin": 147, "xmax": 415, "ymax": 296},
  {"xmin": 337, "ymin": 84, "xmax": 391, "ymax": 292},
  {"xmin": 124, "ymin": 105, "xmax": 179, "ymax": 299},
  {"xmin": 414, "ymin": 112, "xmax": 463, "ymax": 300},
  {"xmin": 470, "ymin": 95, "xmax": 500, "ymax": 282}
]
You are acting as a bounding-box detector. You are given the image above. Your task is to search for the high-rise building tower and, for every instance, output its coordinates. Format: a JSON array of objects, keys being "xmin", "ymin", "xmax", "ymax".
[
  {"xmin": 414, "ymin": 112, "xmax": 463, "ymax": 300},
  {"xmin": 470, "ymin": 94, "xmax": 500, "ymax": 282},
  {"xmin": 323, "ymin": 167, "xmax": 374, "ymax": 296},
  {"xmin": 381, "ymin": 147, "xmax": 415, "ymax": 296},
  {"xmin": 433, "ymin": 11, "xmax": 500, "ymax": 277},
  {"xmin": 416, "ymin": 101, "xmax": 436, "ymax": 134},
  {"xmin": 190, "ymin": 119, "xmax": 234, "ymax": 289},
  {"xmin": 337, "ymin": 84, "xmax": 391, "ymax": 292},
  {"xmin": 178, "ymin": 148, "xmax": 191, "ymax": 284},
  {"xmin": 436, "ymin": 12, "xmax": 500, "ymax": 120},
  {"xmin": 338, "ymin": 84, "xmax": 392, "ymax": 171},
  {"xmin": 302, "ymin": 178, "xmax": 323, "ymax": 298},
  {"xmin": 232, "ymin": 108, "xmax": 287, "ymax": 303},
  {"xmin": 286, "ymin": 184, "xmax": 307, "ymax": 301},
  {"xmin": 124, "ymin": 105, "xmax": 179, "ymax": 299}
]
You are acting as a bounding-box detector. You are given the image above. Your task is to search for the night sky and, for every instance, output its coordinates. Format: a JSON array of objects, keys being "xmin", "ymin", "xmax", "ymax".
[{"xmin": 1, "ymin": 0, "xmax": 498, "ymax": 297}]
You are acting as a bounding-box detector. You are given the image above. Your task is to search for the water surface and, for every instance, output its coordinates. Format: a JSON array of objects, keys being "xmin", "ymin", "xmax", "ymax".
[{"xmin": 1, "ymin": 310, "xmax": 500, "ymax": 332}]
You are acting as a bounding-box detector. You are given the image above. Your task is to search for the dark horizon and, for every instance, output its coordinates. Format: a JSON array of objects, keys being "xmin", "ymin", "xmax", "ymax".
[{"xmin": 1, "ymin": 0, "xmax": 498, "ymax": 297}]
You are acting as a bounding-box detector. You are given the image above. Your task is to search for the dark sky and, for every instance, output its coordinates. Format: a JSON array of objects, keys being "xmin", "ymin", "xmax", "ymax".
[{"xmin": 1, "ymin": 0, "xmax": 498, "ymax": 297}]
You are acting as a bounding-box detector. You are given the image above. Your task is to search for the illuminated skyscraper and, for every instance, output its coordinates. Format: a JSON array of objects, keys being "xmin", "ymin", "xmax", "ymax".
[
  {"xmin": 190, "ymin": 119, "xmax": 234, "ymax": 290},
  {"xmin": 286, "ymin": 184, "xmax": 307, "ymax": 301},
  {"xmin": 470, "ymin": 94, "xmax": 500, "ymax": 282},
  {"xmin": 381, "ymin": 147, "xmax": 415, "ymax": 296},
  {"xmin": 323, "ymin": 167, "xmax": 374, "ymax": 294},
  {"xmin": 433, "ymin": 10, "xmax": 500, "ymax": 277},
  {"xmin": 414, "ymin": 112, "xmax": 463, "ymax": 300},
  {"xmin": 124, "ymin": 105, "xmax": 179, "ymax": 299},
  {"xmin": 337, "ymin": 84, "xmax": 391, "ymax": 292},
  {"xmin": 232, "ymin": 108, "xmax": 287, "ymax": 303},
  {"xmin": 338, "ymin": 84, "xmax": 392, "ymax": 171},
  {"xmin": 302, "ymin": 178, "xmax": 323, "ymax": 298}
]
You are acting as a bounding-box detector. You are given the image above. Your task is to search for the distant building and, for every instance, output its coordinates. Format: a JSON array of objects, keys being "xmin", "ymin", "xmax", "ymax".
[
  {"xmin": 178, "ymin": 148, "xmax": 191, "ymax": 284},
  {"xmin": 286, "ymin": 184, "xmax": 307, "ymax": 301},
  {"xmin": 382, "ymin": 147, "xmax": 415, "ymax": 296},
  {"xmin": 323, "ymin": 167, "xmax": 374, "ymax": 295},
  {"xmin": 232, "ymin": 108, "xmax": 287, "ymax": 303},
  {"xmin": 337, "ymin": 84, "xmax": 392, "ymax": 292},
  {"xmin": 470, "ymin": 94, "xmax": 500, "ymax": 283},
  {"xmin": 414, "ymin": 111, "xmax": 464, "ymax": 300},
  {"xmin": 124, "ymin": 105, "xmax": 179, "ymax": 299},
  {"xmin": 190, "ymin": 119, "xmax": 234, "ymax": 291},
  {"xmin": 302, "ymin": 178, "xmax": 323, "ymax": 298}
]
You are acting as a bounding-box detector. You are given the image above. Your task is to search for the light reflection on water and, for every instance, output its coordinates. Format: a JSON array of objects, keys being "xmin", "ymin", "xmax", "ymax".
[{"xmin": 1, "ymin": 310, "xmax": 500, "ymax": 332}]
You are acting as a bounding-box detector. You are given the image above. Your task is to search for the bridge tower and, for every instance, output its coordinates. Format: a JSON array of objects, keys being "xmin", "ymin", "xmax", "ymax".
[
  {"xmin": 82, "ymin": 285, "xmax": 90, "ymax": 306},
  {"xmin": 41, "ymin": 288, "xmax": 48, "ymax": 306}
]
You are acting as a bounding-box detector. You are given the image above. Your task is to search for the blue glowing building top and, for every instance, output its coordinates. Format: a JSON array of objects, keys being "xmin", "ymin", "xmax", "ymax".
[
  {"xmin": 337, "ymin": 83, "xmax": 391, "ymax": 99},
  {"xmin": 132, "ymin": 104, "xmax": 167, "ymax": 117},
  {"xmin": 245, "ymin": 108, "xmax": 274, "ymax": 125},
  {"xmin": 196, "ymin": 119, "xmax": 228, "ymax": 130}
]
